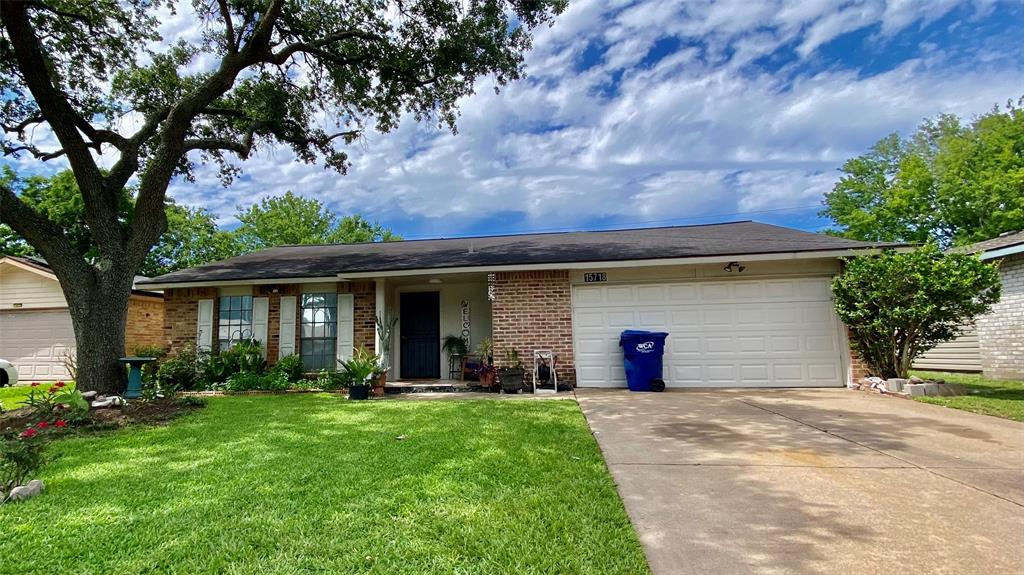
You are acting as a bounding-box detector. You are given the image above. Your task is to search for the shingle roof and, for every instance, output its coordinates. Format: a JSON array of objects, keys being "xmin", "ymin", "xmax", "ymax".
[
  {"xmin": 139, "ymin": 220, "xmax": 904, "ymax": 285},
  {"xmin": 959, "ymin": 230, "xmax": 1024, "ymax": 257},
  {"xmin": 0, "ymin": 255, "xmax": 161, "ymax": 295}
]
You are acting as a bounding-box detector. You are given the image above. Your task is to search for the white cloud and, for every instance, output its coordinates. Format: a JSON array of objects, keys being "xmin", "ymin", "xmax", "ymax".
[{"xmin": 6, "ymin": 0, "xmax": 1021, "ymax": 237}]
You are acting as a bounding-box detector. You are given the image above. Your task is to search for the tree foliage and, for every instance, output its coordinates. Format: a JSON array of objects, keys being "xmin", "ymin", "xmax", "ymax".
[
  {"xmin": 1, "ymin": 171, "xmax": 400, "ymax": 275},
  {"xmin": 832, "ymin": 246, "xmax": 1001, "ymax": 379},
  {"xmin": 822, "ymin": 100, "xmax": 1024, "ymax": 247},
  {"xmin": 0, "ymin": 0, "xmax": 562, "ymax": 392},
  {"xmin": 234, "ymin": 191, "xmax": 398, "ymax": 250}
]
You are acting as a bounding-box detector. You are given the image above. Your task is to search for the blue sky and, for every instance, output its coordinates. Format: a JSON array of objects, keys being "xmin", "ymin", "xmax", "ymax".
[{"xmin": 7, "ymin": 0, "xmax": 1024, "ymax": 240}]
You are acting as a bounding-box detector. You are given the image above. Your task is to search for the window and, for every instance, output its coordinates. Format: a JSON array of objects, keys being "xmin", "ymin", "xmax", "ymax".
[
  {"xmin": 300, "ymin": 293, "xmax": 337, "ymax": 370},
  {"xmin": 218, "ymin": 295, "xmax": 253, "ymax": 351}
]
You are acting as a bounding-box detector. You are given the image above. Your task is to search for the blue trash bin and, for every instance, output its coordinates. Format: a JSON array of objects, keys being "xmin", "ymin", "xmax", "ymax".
[{"xmin": 619, "ymin": 330, "xmax": 669, "ymax": 392}]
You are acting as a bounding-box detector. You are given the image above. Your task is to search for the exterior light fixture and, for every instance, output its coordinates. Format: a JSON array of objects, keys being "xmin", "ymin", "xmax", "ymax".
[
  {"xmin": 428, "ymin": 278, "xmax": 442, "ymax": 284},
  {"xmin": 723, "ymin": 261, "xmax": 745, "ymax": 273}
]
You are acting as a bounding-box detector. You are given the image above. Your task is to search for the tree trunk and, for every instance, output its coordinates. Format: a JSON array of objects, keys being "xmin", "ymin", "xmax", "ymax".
[{"xmin": 62, "ymin": 266, "xmax": 135, "ymax": 395}]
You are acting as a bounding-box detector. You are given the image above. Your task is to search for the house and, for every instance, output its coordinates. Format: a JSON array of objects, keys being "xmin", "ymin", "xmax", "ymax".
[
  {"xmin": 914, "ymin": 231, "xmax": 1024, "ymax": 380},
  {"xmin": 139, "ymin": 221, "xmax": 903, "ymax": 388},
  {"xmin": 0, "ymin": 256, "xmax": 165, "ymax": 381}
]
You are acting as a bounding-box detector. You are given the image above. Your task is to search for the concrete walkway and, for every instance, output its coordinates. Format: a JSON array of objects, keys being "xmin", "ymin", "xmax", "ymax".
[{"xmin": 576, "ymin": 388, "xmax": 1024, "ymax": 575}]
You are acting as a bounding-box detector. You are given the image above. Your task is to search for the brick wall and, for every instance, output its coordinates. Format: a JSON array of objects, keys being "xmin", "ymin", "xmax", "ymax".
[
  {"xmin": 125, "ymin": 295, "xmax": 165, "ymax": 353},
  {"xmin": 848, "ymin": 339, "xmax": 870, "ymax": 383},
  {"xmin": 255, "ymin": 284, "xmax": 302, "ymax": 364},
  {"xmin": 491, "ymin": 270, "xmax": 575, "ymax": 386},
  {"xmin": 978, "ymin": 253, "xmax": 1024, "ymax": 380},
  {"xmin": 163, "ymin": 287, "xmax": 218, "ymax": 354},
  {"xmin": 339, "ymin": 281, "xmax": 377, "ymax": 353},
  {"xmin": 163, "ymin": 283, "xmax": 378, "ymax": 365}
]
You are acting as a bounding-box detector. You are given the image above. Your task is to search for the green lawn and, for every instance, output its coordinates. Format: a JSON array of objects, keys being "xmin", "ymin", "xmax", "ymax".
[
  {"xmin": 0, "ymin": 395, "xmax": 649, "ymax": 574},
  {"xmin": 0, "ymin": 383, "xmax": 55, "ymax": 411},
  {"xmin": 911, "ymin": 371, "xmax": 1024, "ymax": 422}
]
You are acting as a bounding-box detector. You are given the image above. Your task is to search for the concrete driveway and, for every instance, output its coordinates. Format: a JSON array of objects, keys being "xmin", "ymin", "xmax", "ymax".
[{"xmin": 576, "ymin": 388, "xmax": 1024, "ymax": 575}]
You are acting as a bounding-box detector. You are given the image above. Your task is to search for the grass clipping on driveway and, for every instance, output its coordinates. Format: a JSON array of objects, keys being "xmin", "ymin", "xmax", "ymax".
[{"xmin": 0, "ymin": 395, "xmax": 649, "ymax": 575}]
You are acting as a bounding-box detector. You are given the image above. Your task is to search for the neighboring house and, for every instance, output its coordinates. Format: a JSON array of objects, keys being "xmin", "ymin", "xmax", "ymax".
[
  {"xmin": 141, "ymin": 221, "xmax": 900, "ymax": 389},
  {"xmin": 0, "ymin": 256, "xmax": 165, "ymax": 381},
  {"xmin": 914, "ymin": 231, "xmax": 1024, "ymax": 380}
]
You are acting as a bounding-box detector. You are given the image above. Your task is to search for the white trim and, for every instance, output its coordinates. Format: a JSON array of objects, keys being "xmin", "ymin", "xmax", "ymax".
[
  {"xmin": 981, "ymin": 243, "xmax": 1024, "ymax": 260},
  {"xmin": 335, "ymin": 248, "xmax": 907, "ymax": 280},
  {"xmin": 374, "ymin": 279, "xmax": 385, "ymax": 356},
  {"xmin": 252, "ymin": 297, "xmax": 269, "ymax": 357},
  {"xmin": 336, "ymin": 293, "xmax": 355, "ymax": 366},
  {"xmin": 139, "ymin": 247, "xmax": 910, "ymax": 288},
  {"xmin": 278, "ymin": 296, "xmax": 297, "ymax": 358},
  {"xmin": 196, "ymin": 299, "xmax": 214, "ymax": 352},
  {"xmin": 0, "ymin": 257, "xmax": 59, "ymax": 281},
  {"xmin": 141, "ymin": 276, "xmax": 341, "ymax": 290}
]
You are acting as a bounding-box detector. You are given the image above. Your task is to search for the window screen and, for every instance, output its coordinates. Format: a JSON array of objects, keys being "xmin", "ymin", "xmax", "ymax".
[
  {"xmin": 300, "ymin": 293, "xmax": 338, "ymax": 370},
  {"xmin": 218, "ymin": 295, "xmax": 253, "ymax": 351}
]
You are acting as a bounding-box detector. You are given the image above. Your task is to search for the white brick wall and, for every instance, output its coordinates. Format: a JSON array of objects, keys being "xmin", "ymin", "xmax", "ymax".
[{"xmin": 977, "ymin": 253, "xmax": 1024, "ymax": 380}]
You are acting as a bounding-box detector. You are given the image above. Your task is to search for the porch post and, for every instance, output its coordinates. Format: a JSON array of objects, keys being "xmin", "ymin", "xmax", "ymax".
[{"xmin": 374, "ymin": 277, "xmax": 386, "ymax": 356}]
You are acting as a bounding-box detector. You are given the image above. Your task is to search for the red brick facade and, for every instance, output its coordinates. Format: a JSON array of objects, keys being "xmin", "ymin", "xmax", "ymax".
[
  {"xmin": 125, "ymin": 294, "xmax": 165, "ymax": 353},
  {"xmin": 163, "ymin": 287, "xmax": 217, "ymax": 353},
  {"xmin": 163, "ymin": 283, "xmax": 376, "ymax": 365},
  {"xmin": 338, "ymin": 281, "xmax": 376, "ymax": 353},
  {"xmin": 253, "ymin": 284, "xmax": 302, "ymax": 364},
  {"xmin": 491, "ymin": 270, "xmax": 576, "ymax": 387}
]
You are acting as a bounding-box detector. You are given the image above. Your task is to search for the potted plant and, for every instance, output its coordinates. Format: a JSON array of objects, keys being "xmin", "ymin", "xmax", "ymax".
[
  {"xmin": 476, "ymin": 363, "xmax": 497, "ymax": 390},
  {"xmin": 476, "ymin": 338, "xmax": 494, "ymax": 365},
  {"xmin": 442, "ymin": 334, "xmax": 468, "ymax": 359},
  {"xmin": 341, "ymin": 347, "xmax": 380, "ymax": 400},
  {"xmin": 498, "ymin": 348, "xmax": 525, "ymax": 394}
]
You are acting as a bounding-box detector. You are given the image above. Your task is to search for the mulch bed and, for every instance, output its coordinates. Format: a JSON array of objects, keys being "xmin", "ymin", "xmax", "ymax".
[{"xmin": 1, "ymin": 398, "xmax": 203, "ymax": 437}]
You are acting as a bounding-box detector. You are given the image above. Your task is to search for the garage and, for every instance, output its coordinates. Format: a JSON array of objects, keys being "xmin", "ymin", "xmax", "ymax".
[
  {"xmin": 0, "ymin": 310, "xmax": 76, "ymax": 381},
  {"xmin": 572, "ymin": 276, "xmax": 846, "ymax": 388}
]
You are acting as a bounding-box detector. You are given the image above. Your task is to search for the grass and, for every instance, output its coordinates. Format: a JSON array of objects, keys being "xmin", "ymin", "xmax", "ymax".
[
  {"xmin": 0, "ymin": 383, "xmax": 55, "ymax": 411},
  {"xmin": 0, "ymin": 395, "xmax": 649, "ymax": 574},
  {"xmin": 911, "ymin": 370, "xmax": 1024, "ymax": 422}
]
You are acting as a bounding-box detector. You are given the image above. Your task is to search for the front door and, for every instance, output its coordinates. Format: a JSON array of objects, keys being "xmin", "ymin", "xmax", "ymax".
[{"xmin": 400, "ymin": 291, "xmax": 440, "ymax": 379}]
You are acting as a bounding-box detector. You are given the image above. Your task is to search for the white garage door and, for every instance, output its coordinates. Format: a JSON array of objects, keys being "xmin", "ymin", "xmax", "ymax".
[
  {"xmin": 573, "ymin": 277, "xmax": 845, "ymax": 388},
  {"xmin": 0, "ymin": 310, "xmax": 76, "ymax": 381}
]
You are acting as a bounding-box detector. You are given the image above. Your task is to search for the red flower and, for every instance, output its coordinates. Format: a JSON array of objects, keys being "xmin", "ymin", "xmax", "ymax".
[
  {"xmin": 55, "ymin": 381, "xmax": 66, "ymax": 388},
  {"xmin": 20, "ymin": 428, "xmax": 38, "ymax": 439},
  {"xmin": 31, "ymin": 382, "xmax": 40, "ymax": 387},
  {"xmin": 55, "ymin": 420, "xmax": 67, "ymax": 428},
  {"xmin": 36, "ymin": 421, "xmax": 49, "ymax": 429}
]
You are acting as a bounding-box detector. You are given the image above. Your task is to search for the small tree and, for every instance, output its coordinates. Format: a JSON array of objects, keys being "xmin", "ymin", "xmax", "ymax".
[{"xmin": 832, "ymin": 245, "xmax": 1001, "ymax": 379}]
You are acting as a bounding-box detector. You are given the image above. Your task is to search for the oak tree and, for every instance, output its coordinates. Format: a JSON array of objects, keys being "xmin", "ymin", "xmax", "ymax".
[{"xmin": 0, "ymin": 0, "xmax": 564, "ymax": 393}]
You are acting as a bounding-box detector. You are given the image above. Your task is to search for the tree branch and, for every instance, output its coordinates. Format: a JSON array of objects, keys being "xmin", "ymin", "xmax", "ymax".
[
  {"xmin": 1, "ymin": 0, "xmax": 121, "ymax": 255},
  {"xmin": 269, "ymin": 29, "xmax": 381, "ymax": 65},
  {"xmin": 218, "ymin": 0, "xmax": 238, "ymax": 53}
]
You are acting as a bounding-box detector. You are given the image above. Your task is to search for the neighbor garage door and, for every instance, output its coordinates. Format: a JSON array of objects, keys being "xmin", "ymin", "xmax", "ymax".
[
  {"xmin": 572, "ymin": 277, "xmax": 845, "ymax": 388},
  {"xmin": 0, "ymin": 310, "xmax": 76, "ymax": 381}
]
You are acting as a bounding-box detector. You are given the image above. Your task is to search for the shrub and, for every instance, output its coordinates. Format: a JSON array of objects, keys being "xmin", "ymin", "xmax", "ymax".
[
  {"xmin": 224, "ymin": 371, "xmax": 290, "ymax": 392},
  {"xmin": 2, "ymin": 419, "xmax": 71, "ymax": 495},
  {"xmin": 132, "ymin": 345, "xmax": 169, "ymax": 384},
  {"xmin": 832, "ymin": 245, "xmax": 1001, "ymax": 379},
  {"xmin": 19, "ymin": 382, "xmax": 89, "ymax": 425},
  {"xmin": 272, "ymin": 355, "xmax": 306, "ymax": 383},
  {"xmin": 316, "ymin": 369, "xmax": 350, "ymax": 391},
  {"xmin": 157, "ymin": 345, "xmax": 200, "ymax": 391},
  {"xmin": 197, "ymin": 340, "xmax": 266, "ymax": 390}
]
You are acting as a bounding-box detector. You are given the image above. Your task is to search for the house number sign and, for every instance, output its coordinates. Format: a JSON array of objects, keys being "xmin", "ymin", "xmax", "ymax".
[
  {"xmin": 460, "ymin": 300, "xmax": 471, "ymax": 341},
  {"xmin": 583, "ymin": 272, "xmax": 608, "ymax": 283}
]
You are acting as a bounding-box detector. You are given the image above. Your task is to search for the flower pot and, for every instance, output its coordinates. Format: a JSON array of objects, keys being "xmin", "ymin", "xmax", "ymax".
[
  {"xmin": 348, "ymin": 384, "xmax": 371, "ymax": 400},
  {"xmin": 478, "ymin": 371, "xmax": 496, "ymax": 389},
  {"xmin": 498, "ymin": 368, "xmax": 524, "ymax": 394},
  {"xmin": 372, "ymin": 372, "xmax": 387, "ymax": 397}
]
